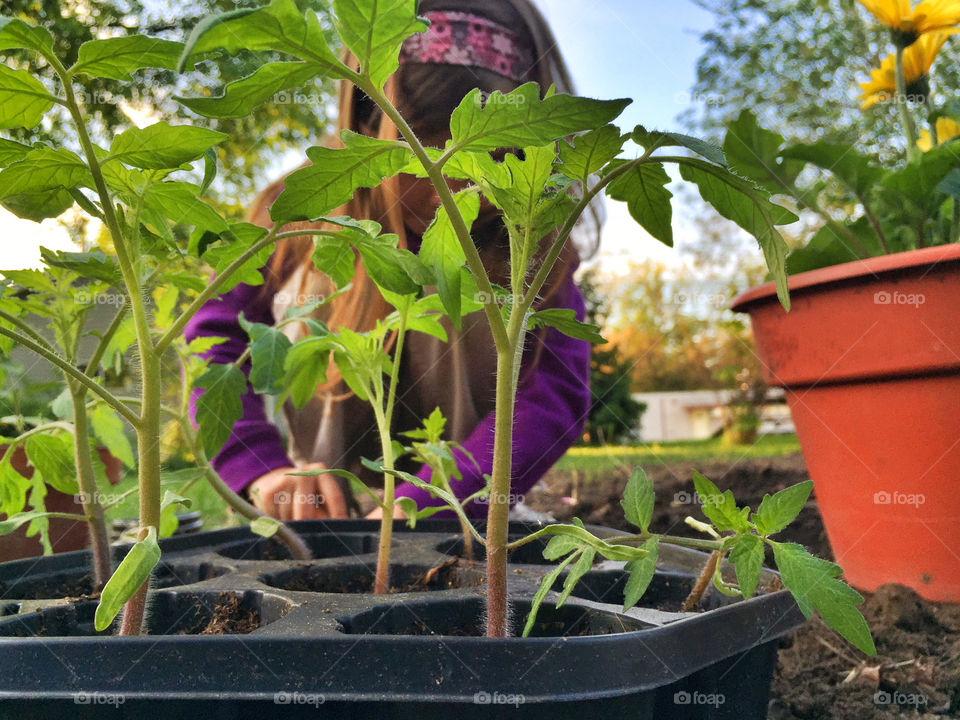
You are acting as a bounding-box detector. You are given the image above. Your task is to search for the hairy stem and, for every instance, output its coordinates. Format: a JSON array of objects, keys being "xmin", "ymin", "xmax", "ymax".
[
  {"xmin": 681, "ymin": 550, "xmax": 723, "ymax": 612},
  {"xmin": 68, "ymin": 381, "xmax": 111, "ymax": 591}
]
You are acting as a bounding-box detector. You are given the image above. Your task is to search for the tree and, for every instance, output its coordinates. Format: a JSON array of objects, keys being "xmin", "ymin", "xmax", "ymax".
[
  {"xmin": 683, "ymin": 0, "xmax": 960, "ymax": 162},
  {"xmin": 579, "ymin": 269, "xmax": 645, "ymax": 444},
  {"xmin": 2, "ymin": 0, "xmax": 338, "ymax": 217}
]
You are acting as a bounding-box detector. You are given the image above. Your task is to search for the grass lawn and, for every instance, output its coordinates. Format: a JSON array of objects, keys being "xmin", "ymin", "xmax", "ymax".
[{"xmin": 556, "ymin": 433, "xmax": 801, "ymax": 476}]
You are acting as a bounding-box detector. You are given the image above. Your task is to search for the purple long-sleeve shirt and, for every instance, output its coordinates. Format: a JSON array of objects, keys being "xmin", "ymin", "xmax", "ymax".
[{"xmin": 184, "ymin": 255, "xmax": 591, "ymax": 519}]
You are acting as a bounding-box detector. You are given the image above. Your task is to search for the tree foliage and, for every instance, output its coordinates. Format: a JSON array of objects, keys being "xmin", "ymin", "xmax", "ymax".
[
  {"xmin": 684, "ymin": 0, "xmax": 960, "ymax": 161},
  {"xmin": 2, "ymin": 0, "xmax": 338, "ymax": 216}
]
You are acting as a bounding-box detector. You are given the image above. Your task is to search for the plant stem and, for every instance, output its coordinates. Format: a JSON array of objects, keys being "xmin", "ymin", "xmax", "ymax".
[
  {"xmin": 372, "ymin": 400, "xmax": 395, "ymax": 595},
  {"xmin": 362, "ymin": 81, "xmax": 508, "ymax": 349},
  {"xmin": 156, "ymin": 228, "xmax": 279, "ymax": 354},
  {"xmin": 681, "ymin": 549, "xmax": 723, "ymax": 612},
  {"xmin": 895, "ymin": 46, "xmax": 920, "ymax": 161},
  {"xmin": 68, "ymin": 381, "xmax": 111, "ymax": 591}
]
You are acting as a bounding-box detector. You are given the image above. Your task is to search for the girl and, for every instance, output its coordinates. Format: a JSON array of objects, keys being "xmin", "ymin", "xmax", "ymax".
[{"xmin": 185, "ymin": 0, "xmax": 601, "ymax": 522}]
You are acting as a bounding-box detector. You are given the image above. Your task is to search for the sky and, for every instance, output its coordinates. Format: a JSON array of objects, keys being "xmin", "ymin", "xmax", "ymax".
[{"xmin": 0, "ymin": 0, "xmax": 717, "ymax": 271}]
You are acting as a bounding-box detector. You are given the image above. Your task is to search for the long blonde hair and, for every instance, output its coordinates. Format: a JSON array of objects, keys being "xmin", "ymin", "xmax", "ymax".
[{"xmin": 251, "ymin": 0, "xmax": 599, "ymax": 392}]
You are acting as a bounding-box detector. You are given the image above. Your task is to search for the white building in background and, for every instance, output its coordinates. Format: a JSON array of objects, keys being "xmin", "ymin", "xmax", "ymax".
[{"xmin": 632, "ymin": 389, "xmax": 795, "ymax": 442}]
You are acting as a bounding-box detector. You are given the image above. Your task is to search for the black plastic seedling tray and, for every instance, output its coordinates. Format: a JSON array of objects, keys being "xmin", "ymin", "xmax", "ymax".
[{"xmin": 0, "ymin": 519, "xmax": 806, "ymax": 719}]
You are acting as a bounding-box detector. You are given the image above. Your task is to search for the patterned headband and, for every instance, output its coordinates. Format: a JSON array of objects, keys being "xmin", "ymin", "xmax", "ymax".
[{"xmin": 399, "ymin": 10, "xmax": 537, "ymax": 84}]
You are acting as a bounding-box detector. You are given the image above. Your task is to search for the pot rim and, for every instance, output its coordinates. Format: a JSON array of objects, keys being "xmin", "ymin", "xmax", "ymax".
[{"xmin": 730, "ymin": 243, "xmax": 960, "ymax": 312}]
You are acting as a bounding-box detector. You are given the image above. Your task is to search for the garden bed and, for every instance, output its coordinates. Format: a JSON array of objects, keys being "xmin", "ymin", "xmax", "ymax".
[{"xmin": 526, "ymin": 449, "xmax": 960, "ymax": 717}]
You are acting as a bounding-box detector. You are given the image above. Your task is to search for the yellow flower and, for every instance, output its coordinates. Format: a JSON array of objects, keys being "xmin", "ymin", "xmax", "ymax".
[
  {"xmin": 857, "ymin": 0, "xmax": 960, "ymax": 45},
  {"xmin": 917, "ymin": 116, "xmax": 960, "ymax": 149},
  {"xmin": 859, "ymin": 31, "xmax": 955, "ymax": 108}
]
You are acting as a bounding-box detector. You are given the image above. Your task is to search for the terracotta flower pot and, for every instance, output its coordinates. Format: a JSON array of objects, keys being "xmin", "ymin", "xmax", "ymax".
[{"xmin": 731, "ymin": 244, "xmax": 960, "ymax": 602}]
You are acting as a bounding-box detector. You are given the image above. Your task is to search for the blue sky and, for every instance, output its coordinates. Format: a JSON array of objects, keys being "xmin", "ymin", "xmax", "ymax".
[
  {"xmin": 537, "ymin": 0, "xmax": 719, "ymax": 269},
  {"xmin": 539, "ymin": 0, "xmax": 715, "ymax": 134}
]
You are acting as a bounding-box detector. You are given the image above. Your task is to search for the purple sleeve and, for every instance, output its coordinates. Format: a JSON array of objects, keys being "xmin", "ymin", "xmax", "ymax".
[
  {"xmin": 395, "ymin": 270, "xmax": 591, "ymax": 519},
  {"xmin": 184, "ymin": 276, "xmax": 294, "ymax": 494}
]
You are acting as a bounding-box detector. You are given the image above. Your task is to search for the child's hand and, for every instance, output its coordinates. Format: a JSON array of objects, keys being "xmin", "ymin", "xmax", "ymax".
[{"xmin": 247, "ymin": 462, "xmax": 348, "ymax": 520}]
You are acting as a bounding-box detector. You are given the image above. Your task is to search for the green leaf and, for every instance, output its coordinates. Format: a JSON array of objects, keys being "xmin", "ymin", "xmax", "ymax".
[
  {"xmin": 95, "ymin": 526, "xmax": 161, "ymax": 632},
  {"xmin": 71, "ymin": 36, "xmax": 186, "ymax": 80},
  {"xmin": 0, "ymin": 65, "xmax": 54, "ymax": 130},
  {"xmin": 89, "ymin": 403, "xmax": 135, "ymax": 468},
  {"xmin": 106, "ymin": 122, "xmax": 227, "ymax": 170},
  {"xmin": 179, "ymin": 0, "xmax": 347, "ymax": 77},
  {"xmin": 282, "ymin": 336, "xmax": 331, "ymax": 408},
  {"xmin": 332, "ymin": 0, "xmax": 427, "ymax": 90},
  {"xmin": 202, "ymin": 223, "xmax": 271, "ymax": 293},
  {"xmin": 39, "ymin": 249, "xmax": 122, "ymax": 287},
  {"xmin": 24, "ymin": 433, "xmax": 79, "ymax": 495},
  {"xmin": 527, "ymin": 308, "xmax": 604, "ymax": 344},
  {"xmin": 0, "ymin": 147, "xmax": 91, "ymax": 198},
  {"xmin": 676, "ymin": 158, "xmax": 793, "ymax": 311},
  {"xmin": 780, "ymin": 142, "xmax": 886, "ymax": 198},
  {"xmin": 728, "ymin": 533, "xmax": 764, "ymax": 599},
  {"xmin": 419, "ymin": 190, "xmax": 478, "ymax": 328},
  {"xmin": 753, "ymin": 480, "xmax": 813, "ymax": 536},
  {"xmin": 194, "ymin": 363, "xmax": 247, "ymax": 457},
  {"xmin": 883, "ymin": 141, "xmax": 960, "ymax": 215},
  {"xmin": 0, "ymin": 451, "xmax": 31, "ymax": 518},
  {"xmin": 271, "ymin": 132, "xmax": 412, "ymax": 223},
  {"xmin": 142, "ymin": 181, "xmax": 229, "ymax": 234},
  {"xmin": 0, "ymin": 509, "xmax": 64, "ymax": 536},
  {"xmin": 542, "ymin": 533, "xmax": 581, "ymax": 560},
  {"xmin": 621, "ymin": 466, "xmax": 654, "ymax": 533},
  {"xmin": 448, "ymin": 84, "xmax": 630, "ymax": 152},
  {"xmin": 0, "ymin": 138, "xmax": 31, "ymax": 167},
  {"xmin": 177, "ymin": 61, "xmax": 324, "ymax": 119},
  {"xmin": 0, "ymin": 17, "xmax": 55, "ymax": 56},
  {"xmin": 692, "ymin": 471, "xmax": 750, "ymax": 533},
  {"xmin": 537, "ymin": 523, "xmax": 648, "ymax": 562},
  {"xmin": 160, "ymin": 491, "xmax": 192, "ymax": 513},
  {"xmin": 250, "ymin": 515, "xmax": 282, "ymax": 538},
  {"xmin": 786, "ymin": 218, "xmax": 880, "ymax": 274},
  {"xmin": 357, "ymin": 243, "xmax": 425, "ymax": 296},
  {"xmin": 522, "ymin": 553, "xmax": 576, "ymax": 638},
  {"xmin": 558, "ymin": 125, "xmax": 625, "ymax": 184},
  {"xmin": 606, "ymin": 161, "xmax": 674, "ymax": 246},
  {"xmin": 770, "ymin": 541, "xmax": 876, "ymax": 656},
  {"xmin": 1, "ymin": 187, "xmax": 74, "ymax": 222},
  {"xmin": 723, "ymin": 110, "xmax": 803, "ymax": 194},
  {"xmin": 311, "ymin": 235, "xmax": 355, "ymax": 290},
  {"xmin": 396, "ymin": 496, "xmax": 419, "ymax": 527},
  {"xmin": 492, "ymin": 144, "xmax": 557, "ymax": 220},
  {"xmin": 632, "ymin": 125, "xmax": 726, "ymax": 167},
  {"xmin": 159, "ymin": 503, "xmax": 179, "ymax": 538},
  {"xmin": 623, "ymin": 536, "xmax": 659, "ymax": 611},
  {"xmin": 937, "ymin": 168, "xmax": 960, "ymax": 198},
  {"xmin": 556, "ymin": 547, "xmax": 596, "ymax": 608},
  {"xmin": 238, "ymin": 315, "xmax": 292, "ymax": 394}
]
